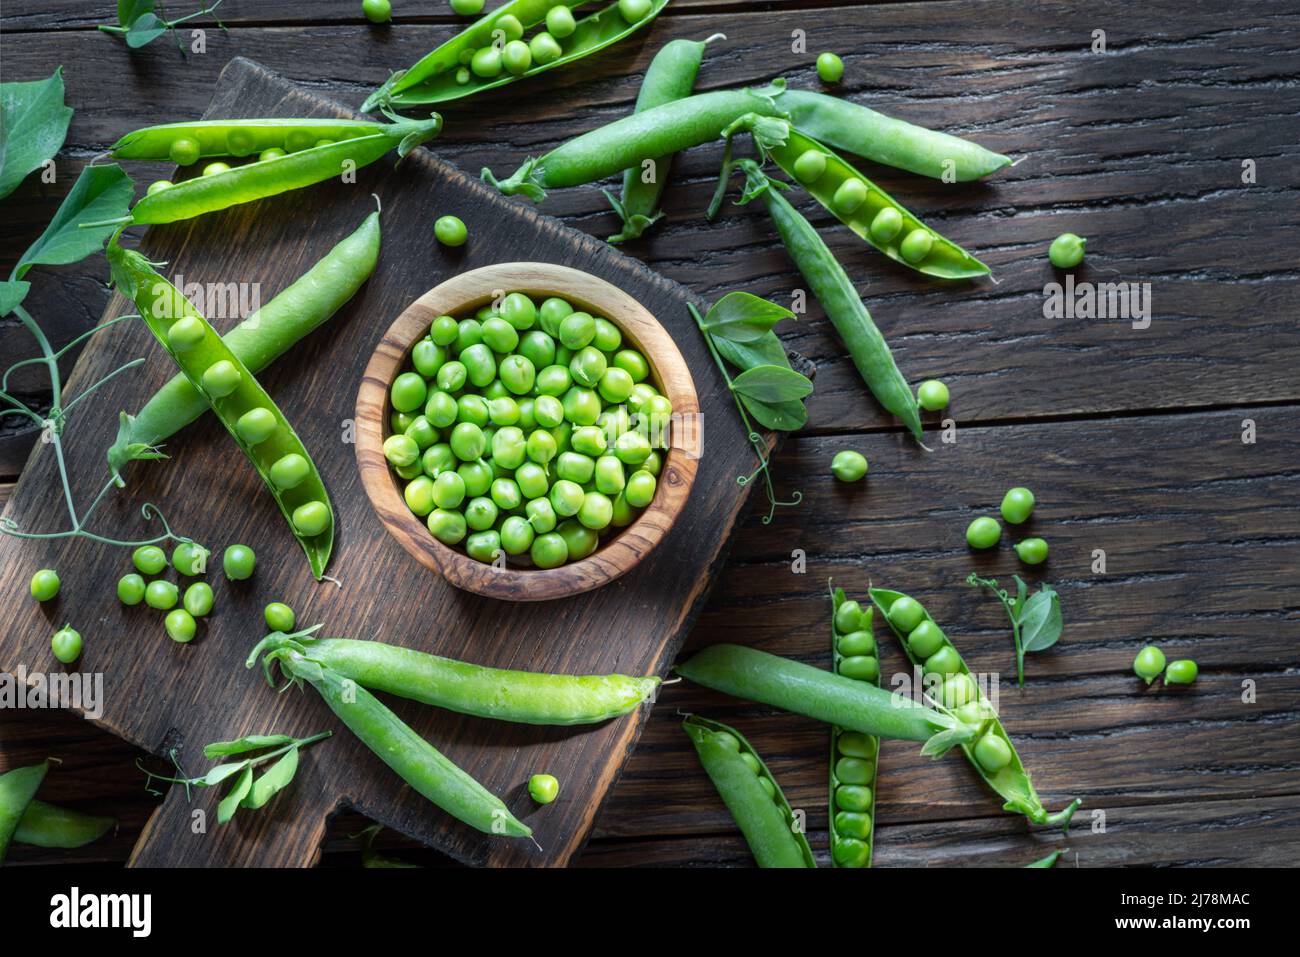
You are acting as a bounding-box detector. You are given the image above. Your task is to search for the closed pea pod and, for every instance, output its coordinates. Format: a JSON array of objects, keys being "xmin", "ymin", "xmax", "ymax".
[
  {"xmin": 682, "ymin": 715, "xmax": 815, "ymax": 868},
  {"xmin": 869, "ymin": 587, "xmax": 1081, "ymax": 829},
  {"xmin": 829, "ymin": 584, "xmax": 880, "ymax": 867},
  {"xmin": 107, "ymin": 236, "xmax": 335, "ymax": 579}
]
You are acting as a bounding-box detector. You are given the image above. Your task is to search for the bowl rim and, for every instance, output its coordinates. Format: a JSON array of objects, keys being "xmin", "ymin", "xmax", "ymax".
[{"xmin": 356, "ymin": 262, "xmax": 700, "ymax": 601}]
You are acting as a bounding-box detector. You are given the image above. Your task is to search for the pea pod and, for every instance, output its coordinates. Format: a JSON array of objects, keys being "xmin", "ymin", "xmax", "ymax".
[
  {"xmin": 107, "ymin": 235, "xmax": 335, "ymax": 579},
  {"xmin": 484, "ymin": 86, "xmax": 786, "ymax": 202},
  {"xmin": 604, "ymin": 34, "xmax": 723, "ymax": 243},
  {"xmin": 12, "ymin": 800, "xmax": 116, "ymax": 849},
  {"xmin": 683, "ymin": 715, "xmax": 815, "ymax": 868},
  {"xmin": 829, "ymin": 586, "xmax": 879, "ymax": 869},
  {"xmin": 262, "ymin": 644, "xmax": 531, "ymax": 839},
  {"xmin": 869, "ymin": 587, "xmax": 1081, "ymax": 829},
  {"xmin": 247, "ymin": 629, "xmax": 659, "ymax": 726},
  {"xmin": 780, "ymin": 89, "xmax": 1012, "ymax": 182},
  {"xmin": 675, "ymin": 643, "xmax": 974, "ymax": 755},
  {"xmin": 735, "ymin": 160, "xmax": 924, "ymax": 442},
  {"xmin": 730, "ymin": 118, "xmax": 990, "ymax": 279},
  {"xmin": 101, "ymin": 114, "xmax": 440, "ymax": 225},
  {"xmin": 108, "ymin": 204, "xmax": 381, "ymax": 481},
  {"xmin": 110, "ymin": 118, "xmax": 392, "ymax": 160},
  {"xmin": 364, "ymin": 0, "xmax": 667, "ymax": 110},
  {"xmin": 0, "ymin": 762, "xmax": 47, "ymax": 861}
]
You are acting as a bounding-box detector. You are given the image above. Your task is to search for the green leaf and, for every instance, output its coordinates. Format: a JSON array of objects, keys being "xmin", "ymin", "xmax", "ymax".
[
  {"xmin": 1020, "ymin": 585, "xmax": 1062, "ymax": 653},
  {"xmin": 712, "ymin": 330, "xmax": 791, "ymax": 372},
  {"xmin": 731, "ymin": 364, "xmax": 814, "ymax": 403},
  {"xmin": 203, "ymin": 734, "xmax": 295, "ymax": 759},
  {"xmin": 0, "ymin": 68, "xmax": 73, "ymax": 200},
  {"xmin": 118, "ymin": 0, "xmax": 158, "ymax": 27},
  {"xmin": 240, "ymin": 747, "xmax": 299, "ymax": 810},
  {"xmin": 13, "ymin": 165, "xmax": 134, "ymax": 281},
  {"xmin": 126, "ymin": 13, "xmax": 167, "ymax": 47},
  {"xmin": 702, "ymin": 291, "xmax": 793, "ymax": 343},
  {"xmin": 217, "ymin": 766, "xmax": 253, "ymax": 824},
  {"xmin": 920, "ymin": 728, "xmax": 969, "ymax": 758},
  {"xmin": 202, "ymin": 760, "xmax": 251, "ymax": 788},
  {"xmin": 0, "ymin": 280, "xmax": 31, "ymax": 318},
  {"xmin": 738, "ymin": 393, "xmax": 807, "ymax": 431},
  {"xmin": 1013, "ymin": 575, "xmax": 1029, "ymax": 619}
]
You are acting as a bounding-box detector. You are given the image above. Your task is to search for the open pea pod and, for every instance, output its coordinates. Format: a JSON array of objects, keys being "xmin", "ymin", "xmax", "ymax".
[
  {"xmin": 365, "ymin": 0, "xmax": 667, "ymax": 110},
  {"xmin": 683, "ymin": 715, "xmax": 815, "ymax": 868},
  {"xmin": 107, "ymin": 235, "xmax": 335, "ymax": 580},
  {"xmin": 110, "ymin": 118, "xmax": 391, "ymax": 161},
  {"xmin": 730, "ymin": 116, "xmax": 990, "ymax": 279},
  {"xmin": 869, "ymin": 587, "xmax": 1080, "ymax": 829},
  {"xmin": 829, "ymin": 587, "xmax": 880, "ymax": 868}
]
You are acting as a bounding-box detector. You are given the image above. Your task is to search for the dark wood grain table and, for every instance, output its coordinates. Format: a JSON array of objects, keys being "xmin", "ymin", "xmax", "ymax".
[{"xmin": 3, "ymin": 0, "xmax": 1298, "ymax": 868}]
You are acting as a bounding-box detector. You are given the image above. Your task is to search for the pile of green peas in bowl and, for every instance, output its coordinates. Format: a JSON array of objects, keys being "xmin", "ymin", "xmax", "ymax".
[{"xmin": 382, "ymin": 291, "xmax": 672, "ymax": 570}]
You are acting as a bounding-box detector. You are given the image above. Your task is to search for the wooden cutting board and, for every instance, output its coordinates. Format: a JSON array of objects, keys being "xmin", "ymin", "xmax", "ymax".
[{"xmin": 0, "ymin": 57, "xmax": 769, "ymax": 867}]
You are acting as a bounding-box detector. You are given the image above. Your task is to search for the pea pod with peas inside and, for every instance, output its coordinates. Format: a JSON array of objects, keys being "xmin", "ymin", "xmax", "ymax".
[
  {"xmin": 259, "ymin": 642, "xmax": 531, "ymax": 838},
  {"xmin": 683, "ymin": 715, "xmax": 815, "ymax": 868},
  {"xmin": 98, "ymin": 114, "xmax": 440, "ymax": 225},
  {"xmin": 107, "ymin": 202, "xmax": 381, "ymax": 482},
  {"xmin": 106, "ymin": 235, "xmax": 335, "ymax": 579},
  {"xmin": 247, "ymin": 628, "xmax": 660, "ymax": 725},
  {"xmin": 724, "ymin": 117, "xmax": 991, "ymax": 279},
  {"xmin": 363, "ymin": 0, "xmax": 666, "ymax": 110},
  {"xmin": 828, "ymin": 586, "xmax": 880, "ymax": 868},
  {"xmin": 733, "ymin": 161, "xmax": 924, "ymax": 442},
  {"xmin": 869, "ymin": 587, "xmax": 1080, "ymax": 829}
]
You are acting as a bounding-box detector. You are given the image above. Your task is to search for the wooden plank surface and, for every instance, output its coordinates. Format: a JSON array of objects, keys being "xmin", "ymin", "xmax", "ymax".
[{"xmin": 3, "ymin": 0, "xmax": 1299, "ymax": 868}]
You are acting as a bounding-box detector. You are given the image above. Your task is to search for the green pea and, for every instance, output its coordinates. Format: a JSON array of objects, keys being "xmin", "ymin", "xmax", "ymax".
[
  {"xmin": 411, "ymin": 339, "xmax": 446, "ymax": 378},
  {"xmin": 383, "ymin": 434, "xmax": 420, "ymax": 469},
  {"xmin": 1000, "ymin": 487, "xmax": 1036, "ymax": 525},
  {"xmin": 940, "ymin": 672, "xmax": 977, "ymax": 709},
  {"xmin": 578, "ymin": 491, "xmax": 614, "ymax": 530},
  {"xmin": 837, "ymin": 732, "xmax": 877, "ymax": 759},
  {"xmin": 906, "ymin": 620, "xmax": 946, "ymax": 658},
  {"xmin": 917, "ymin": 379, "xmax": 949, "ymax": 411},
  {"xmin": 436, "ymin": 360, "xmax": 468, "ymax": 393},
  {"xmin": 1049, "ymin": 233, "xmax": 1086, "ymax": 269},
  {"xmin": 562, "ymin": 387, "xmax": 601, "ymax": 426},
  {"xmin": 526, "ymin": 429, "xmax": 558, "ymax": 465},
  {"xmin": 549, "ymin": 479, "xmax": 585, "ymax": 518},
  {"xmin": 613, "ymin": 349, "xmax": 649, "ymax": 382},
  {"xmin": 529, "ymin": 395, "xmax": 561, "ymax": 430},
  {"xmin": 51, "ymin": 625, "xmax": 83, "ymax": 664},
  {"xmin": 147, "ymin": 179, "xmax": 173, "ymax": 195},
  {"xmin": 530, "ymin": 532, "xmax": 569, "ymax": 569},
  {"xmin": 499, "ymin": 354, "xmax": 536, "ymax": 395},
  {"xmin": 831, "ymin": 450, "xmax": 868, "ymax": 482},
  {"xmin": 624, "ymin": 469, "xmax": 656, "ymax": 508},
  {"xmin": 529, "ymin": 31, "xmax": 563, "ymax": 65},
  {"xmin": 234, "ymin": 407, "xmax": 277, "ymax": 445},
  {"xmin": 466, "ymin": 530, "xmax": 502, "ymax": 564},
  {"xmin": 834, "ymin": 810, "xmax": 872, "ymax": 841},
  {"xmin": 422, "ymin": 443, "xmax": 456, "ymax": 478},
  {"xmin": 183, "ymin": 582, "xmax": 214, "ymax": 617},
  {"xmin": 167, "ymin": 316, "xmax": 206, "ymax": 352},
  {"xmin": 832, "ymin": 837, "xmax": 870, "ymax": 868},
  {"xmin": 449, "ymin": 422, "xmax": 485, "ymax": 461},
  {"xmin": 264, "ymin": 602, "xmax": 296, "ymax": 632},
  {"xmin": 292, "ymin": 501, "xmax": 331, "ymax": 537},
  {"xmin": 398, "ymin": 475, "xmax": 433, "ymax": 515},
  {"xmin": 284, "ymin": 129, "xmax": 314, "ymax": 152},
  {"xmin": 591, "ymin": 317, "xmax": 622, "ymax": 353},
  {"xmin": 597, "ymin": 367, "xmax": 634, "ymax": 404},
  {"xmin": 966, "ymin": 516, "xmax": 1002, "ymax": 549},
  {"xmin": 491, "ymin": 426, "xmax": 527, "ymax": 470},
  {"xmin": 899, "ymin": 229, "xmax": 934, "ymax": 263},
  {"xmin": 956, "ymin": 701, "xmax": 989, "ymax": 725},
  {"xmin": 832, "ymin": 178, "xmax": 868, "ymax": 215},
  {"xmin": 816, "ymin": 51, "xmax": 845, "ymax": 83},
  {"xmin": 404, "ymin": 415, "xmax": 439, "ymax": 450},
  {"xmin": 792, "ymin": 149, "xmax": 827, "ymax": 184},
  {"xmin": 458, "ymin": 497, "xmax": 494, "ymax": 532},
  {"xmin": 30, "ymin": 568, "xmax": 60, "ymax": 602},
  {"xmin": 835, "ymin": 756, "xmax": 874, "ymax": 786},
  {"xmin": 497, "ymin": 292, "xmax": 536, "ymax": 331},
  {"xmin": 470, "ymin": 46, "xmax": 502, "ymax": 78},
  {"xmin": 537, "ymin": 297, "xmax": 572, "ymax": 337},
  {"xmin": 167, "ymin": 543, "xmax": 207, "ymax": 579},
  {"xmin": 610, "ymin": 491, "xmax": 637, "ymax": 528},
  {"xmin": 835, "ymin": 785, "xmax": 873, "ymax": 812},
  {"xmin": 267, "ymin": 453, "xmax": 309, "ymax": 490},
  {"xmin": 395, "ymin": 461, "xmax": 422, "ymax": 480},
  {"xmin": 490, "ymin": 478, "xmax": 522, "ymax": 511},
  {"xmin": 425, "ymin": 391, "xmax": 458, "ymax": 428},
  {"xmin": 558, "ymin": 519, "xmax": 598, "ymax": 560},
  {"xmin": 450, "ymin": 0, "xmax": 483, "ymax": 13},
  {"xmin": 839, "ymin": 655, "xmax": 879, "ymax": 682},
  {"xmin": 391, "ymin": 411, "xmax": 415, "ymax": 433},
  {"xmin": 516, "ymin": 331, "xmax": 556, "ymax": 371},
  {"xmin": 516, "ymin": 397, "xmax": 537, "ymax": 431},
  {"xmin": 615, "ymin": 430, "xmax": 652, "ymax": 466},
  {"xmin": 427, "ymin": 508, "xmax": 468, "ymax": 545},
  {"xmin": 258, "ymin": 148, "xmax": 284, "ymax": 163},
  {"xmin": 455, "ymin": 320, "xmax": 482, "ymax": 354},
  {"xmin": 201, "ymin": 359, "xmax": 241, "ymax": 398},
  {"xmin": 553, "ymin": 452, "xmax": 591, "ymax": 485},
  {"xmin": 525, "ymin": 497, "xmax": 557, "ymax": 534},
  {"xmin": 545, "ymin": 3, "xmax": 576, "ymax": 37},
  {"xmin": 460, "ymin": 343, "xmax": 497, "ymax": 388},
  {"xmin": 131, "ymin": 545, "xmax": 164, "ymax": 576},
  {"xmin": 501, "ymin": 39, "xmax": 532, "ymax": 75},
  {"xmin": 528, "ymin": 772, "xmax": 559, "ymax": 804},
  {"xmin": 559, "ymin": 311, "xmax": 596, "ymax": 350},
  {"xmin": 924, "ymin": 646, "xmax": 962, "ymax": 676},
  {"xmin": 536, "ymin": 364, "xmax": 572, "ymax": 397},
  {"xmin": 869, "ymin": 206, "xmax": 904, "ymax": 243},
  {"xmin": 833, "ymin": 599, "xmax": 864, "ymax": 634},
  {"xmin": 430, "ymin": 314, "xmax": 459, "ymax": 346},
  {"xmin": 117, "ymin": 573, "xmax": 146, "ymax": 605},
  {"xmin": 594, "ymin": 455, "xmax": 625, "ymax": 496},
  {"xmin": 710, "ymin": 731, "xmax": 741, "ymax": 752},
  {"xmin": 494, "ymin": 515, "xmax": 532, "ymax": 556},
  {"xmin": 1014, "ymin": 537, "xmax": 1049, "ymax": 565},
  {"xmin": 169, "ymin": 137, "xmax": 201, "ymax": 165},
  {"xmin": 1165, "ymin": 659, "xmax": 1198, "ymax": 685},
  {"xmin": 739, "ymin": 752, "xmax": 761, "ymax": 774},
  {"xmin": 571, "ymin": 425, "xmax": 608, "ymax": 457},
  {"xmin": 363, "ymin": 0, "xmax": 392, "ymax": 23},
  {"xmin": 1134, "ymin": 645, "xmax": 1166, "ymax": 684},
  {"xmin": 618, "ymin": 0, "xmax": 652, "ymax": 21},
  {"xmin": 642, "ymin": 450, "xmax": 663, "ymax": 476},
  {"xmin": 432, "ymin": 470, "xmax": 467, "ymax": 509},
  {"xmin": 973, "ymin": 733, "xmax": 1013, "ymax": 772},
  {"xmin": 145, "ymin": 580, "xmax": 179, "ymax": 611},
  {"xmin": 390, "ymin": 371, "xmax": 428, "ymax": 413},
  {"xmin": 886, "ymin": 596, "xmax": 925, "ymax": 633},
  {"xmin": 569, "ymin": 346, "xmax": 607, "ymax": 388},
  {"xmin": 837, "ymin": 630, "xmax": 875, "ymax": 657},
  {"xmin": 496, "ymin": 12, "xmax": 524, "ymax": 39}
]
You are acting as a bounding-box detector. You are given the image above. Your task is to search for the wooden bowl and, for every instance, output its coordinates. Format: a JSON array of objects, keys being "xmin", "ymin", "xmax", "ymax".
[{"xmin": 356, "ymin": 263, "xmax": 700, "ymax": 601}]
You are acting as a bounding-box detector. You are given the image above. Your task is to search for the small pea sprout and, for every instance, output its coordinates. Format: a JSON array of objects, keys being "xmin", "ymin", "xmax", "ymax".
[
  {"xmin": 689, "ymin": 292, "xmax": 813, "ymax": 523},
  {"xmin": 98, "ymin": 0, "xmax": 228, "ymax": 53},
  {"xmin": 964, "ymin": 573, "xmax": 1063, "ymax": 687}
]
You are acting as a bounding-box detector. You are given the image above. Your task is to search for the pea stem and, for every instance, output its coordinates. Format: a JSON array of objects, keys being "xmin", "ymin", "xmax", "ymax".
[{"xmin": 965, "ymin": 572, "xmax": 1026, "ymax": 687}]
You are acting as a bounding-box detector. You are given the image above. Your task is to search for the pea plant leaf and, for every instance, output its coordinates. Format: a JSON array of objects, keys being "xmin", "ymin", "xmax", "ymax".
[
  {"xmin": 731, "ymin": 364, "xmax": 814, "ymax": 403},
  {"xmin": 701, "ymin": 291, "xmax": 794, "ymax": 343},
  {"xmin": 713, "ymin": 330, "xmax": 792, "ymax": 372},
  {"xmin": 203, "ymin": 734, "xmax": 296, "ymax": 759},
  {"xmin": 0, "ymin": 68, "xmax": 73, "ymax": 200},
  {"xmin": 201, "ymin": 760, "xmax": 252, "ymax": 788},
  {"xmin": 102, "ymin": 0, "xmax": 226, "ymax": 51},
  {"xmin": 739, "ymin": 394, "xmax": 808, "ymax": 431},
  {"xmin": 0, "ymin": 281, "xmax": 32, "ymax": 319},
  {"xmin": 217, "ymin": 766, "xmax": 254, "ymax": 824},
  {"xmin": 1020, "ymin": 584, "xmax": 1062, "ymax": 653},
  {"xmin": 240, "ymin": 746, "xmax": 299, "ymax": 810},
  {"xmin": 126, "ymin": 13, "xmax": 168, "ymax": 48},
  {"xmin": 12, "ymin": 165, "xmax": 134, "ymax": 281}
]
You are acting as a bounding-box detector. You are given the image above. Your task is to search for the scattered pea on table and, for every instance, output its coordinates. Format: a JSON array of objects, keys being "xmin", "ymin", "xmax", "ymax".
[
  {"xmin": 1000, "ymin": 487, "xmax": 1035, "ymax": 524},
  {"xmin": 1014, "ymin": 537, "xmax": 1049, "ymax": 565},
  {"xmin": 362, "ymin": 0, "xmax": 392, "ymax": 23},
  {"xmin": 831, "ymin": 450, "xmax": 868, "ymax": 483},
  {"xmin": 434, "ymin": 215, "xmax": 468, "ymax": 247},
  {"xmin": 817, "ymin": 51, "xmax": 845, "ymax": 83},
  {"xmin": 966, "ymin": 516, "xmax": 1002, "ymax": 549},
  {"xmin": 133, "ymin": 545, "xmax": 167, "ymax": 576},
  {"xmin": 1049, "ymin": 233, "xmax": 1086, "ymax": 269},
  {"xmin": 172, "ymin": 542, "xmax": 210, "ymax": 576},
  {"xmin": 450, "ymin": 0, "xmax": 483, "ymax": 14},
  {"xmin": 1133, "ymin": 645, "xmax": 1166, "ymax": 684},
  {"xmin": 145, "ymin": 580, "xmax": 179, "ymax": 611},
  {"xmin": 165, "ymin": 609, "xmax": 197, "ymax": 644},
  {"xmin": 1165, "ymin": 659, "xmax": 1199, "ymax": 684},
  {"xmin": 117, "ymin": 574, "xmax": 146, "ymax": 606},
  {"xmin": 51, "ymin": 625, "xmax": 82, "ymax": 664},
  {"xmin": 29, "ymin": 569, "xmax": 60, "ymax": 602},
  {"xmin": 265, "ymin": 602, "xmax": 296, "ymax": 632},
  {"xmin": 528, "ymin": 773, "xmax": 559, "ymax": 805},
  {"xmin": 223, "ymin": 544, "xmax": 257, "ymax": 581},
  {"xmin": 917, "ymin": 379, "xmax": 950, "ymax": 411},
  {"xmin": 183, "ymin": 582, "xmax": 215, "ymax": 618}
]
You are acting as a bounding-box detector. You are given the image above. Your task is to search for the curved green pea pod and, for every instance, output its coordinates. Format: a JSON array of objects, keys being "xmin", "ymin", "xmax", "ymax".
[
  {"xmin": 248, "ymin": 631, "xmax": 659, "ymax": 726},
  {"xmin": 604, "ymin": 34, "xmax": 723, "ymax": 244},
  {"xmin": 107, "ymin": 204, "xmax": 381, "ymax": 480},
  {"xmin": 484, "ymin": 86, "xmax": 788, "ymax": 202},
  {"xmin": 682, "ymin": 715, "xmax": 815, "ymax": 868},
  {"xmin": 13, "ymin": 800, "xmax": 116, "ymax": 849},
  {"xmin": 107, "ymin": 236, "xmax": 335, "ymax": 580},
  {"xmin": 365, "ymin": 0, "xmax": 667, "ymax": 111},
  {"xmin": 829, "ymin": 583, "xmax": 879, "ymax": 868},
  {"xmin": 780, "ymin": 89, "xmax": 1012, "ymax": 182},
  {"xmin": 0, "ymin": 762, "xmax": 48, "ymax": 862},
  {"xmin": 728, "ymin": 117, "xmax": 989, "ymax": 279},
  {"xmin": 110, "ymin": 118, "xmax": 389, "ymax": 160},
  {"xmin": 735, "ymin": 161, "xmax": 924, "ymax": 442},
  {"xmin": 870, "ymin": 587, "xmax": 1081, "ymax": 830},
  {"xmin": 106, "ymin": 115, "xmax": 439, "ymax": 225},
  {"xmin": 266, "ymin": 646, "xmax": 531, "ymax": 839}
]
